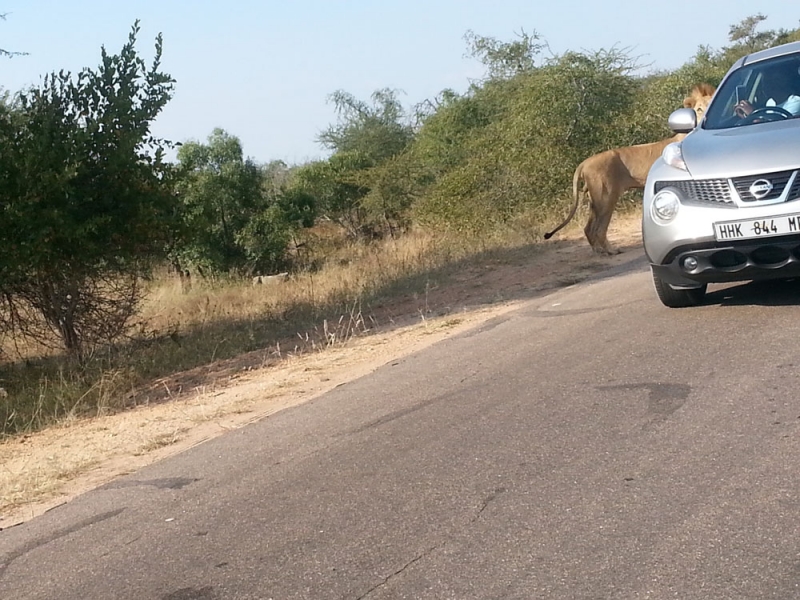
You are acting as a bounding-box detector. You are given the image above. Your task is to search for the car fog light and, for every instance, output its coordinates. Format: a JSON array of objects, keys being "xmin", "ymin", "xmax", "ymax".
[
  {"xmin": 652, "ymin": 189, "xmax": 680, "ymax": 223},
  {"xmin": 683, "ymin": 256, "xmax": 698, "ymax": 271}
]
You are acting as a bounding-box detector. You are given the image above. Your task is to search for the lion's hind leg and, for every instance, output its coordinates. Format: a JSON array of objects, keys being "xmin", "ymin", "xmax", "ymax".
[{"xmin": 584, "ymin": 182, "xmax": 622, "ymax": 256}]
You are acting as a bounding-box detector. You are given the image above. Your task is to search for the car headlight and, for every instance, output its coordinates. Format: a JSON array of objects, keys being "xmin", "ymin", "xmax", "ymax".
[
  {"xmin": 662, "ymin": 142, "xmax": 687, "ymax": 171},
  {"xmin": 651, "ymin": 189, "xmax": 680, "ymax": 223}
]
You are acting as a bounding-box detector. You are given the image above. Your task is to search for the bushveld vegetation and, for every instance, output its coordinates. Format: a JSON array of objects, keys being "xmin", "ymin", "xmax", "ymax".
[{"xmin": 1, "ymin": 15, "xmax": 798, "ymax": 438}]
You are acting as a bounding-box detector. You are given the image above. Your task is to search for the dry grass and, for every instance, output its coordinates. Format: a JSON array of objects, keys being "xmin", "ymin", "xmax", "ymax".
[
  {"xmin": 0, "ymin": 212, "xmax": 570, "ymax": 438},
  {"xmin": 0, "ymin": 204, "xmax": 643, "ymax": 439}
]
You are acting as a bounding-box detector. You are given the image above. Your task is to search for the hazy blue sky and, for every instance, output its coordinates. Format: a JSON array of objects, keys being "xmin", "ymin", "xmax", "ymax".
[{"xmin": 2, "ymin": 1, "xmax": 798, "ymax": 165}]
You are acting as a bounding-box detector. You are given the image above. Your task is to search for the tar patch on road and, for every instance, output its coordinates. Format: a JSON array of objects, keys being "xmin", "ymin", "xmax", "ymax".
[
  {"xmin": 598, "ymin": 382, "xmax": 691, "ymax": 429},
  {"xmin": 101, "ymin": 477, "xmax": 200, "ymax": 491},
  {"xmin": 162, "ymin": 586, "xmax": 216, "ymax": 600}
]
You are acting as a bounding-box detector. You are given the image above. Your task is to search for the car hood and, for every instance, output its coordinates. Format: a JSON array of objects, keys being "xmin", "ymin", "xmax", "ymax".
[{"xmin": 682, "ymin": 119, "xmax": 800, "ymax": 179}]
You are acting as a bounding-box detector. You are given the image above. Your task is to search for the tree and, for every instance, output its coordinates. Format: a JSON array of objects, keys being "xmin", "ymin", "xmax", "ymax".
[
  {"xmin": 293, "ymin": 151, "xmax": 372, "ymax": 238},
  {"xmin": 0, "ymin": 22, "xmax": 177, "ymax": 357},
  {"xmin": 176, "ymin": 129, "xmax": 267, "ymax": 273},
  {"xmin": 464, "ymin": 29, "xmax": 544, "ymax": 80},
  {"xmin": 728, "ymin": 13, "xmax": 776, "ymax": 52},
  {"xmin": 305, "ymin": 88, "xmax": 415, "ymax": 237},
  {"xmin": 175, "ymin": 128, "xmax": 316, "ymax": 275},
  {"xmin": 318, "ymin": 88, "xmax": 413, "ymax": 162},
  {"xmin": 236, "ymin": 186, "xmax": 315, "ymax": 273}
]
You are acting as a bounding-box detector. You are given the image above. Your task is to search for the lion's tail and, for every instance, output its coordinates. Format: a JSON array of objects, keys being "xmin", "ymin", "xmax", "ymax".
[{"xmin": 544, "ymin": 161, "xmax": 585, "ymax": 240}]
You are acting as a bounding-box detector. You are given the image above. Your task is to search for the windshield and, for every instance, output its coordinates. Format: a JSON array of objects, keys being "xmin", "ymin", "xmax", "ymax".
[{"xmin": 704, "ymin": 52, "xmax": 800, "ymax": 130}]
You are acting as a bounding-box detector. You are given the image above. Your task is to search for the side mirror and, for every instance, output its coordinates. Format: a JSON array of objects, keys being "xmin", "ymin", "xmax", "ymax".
[{"xmin": 668, "ymin": 107, "xmax": 698, "ymax": 134}]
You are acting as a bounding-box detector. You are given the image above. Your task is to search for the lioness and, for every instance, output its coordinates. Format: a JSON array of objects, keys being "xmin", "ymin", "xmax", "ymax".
[{"xmin": 544, "ymin": 83, "xmax": 715, "ymax": 255}]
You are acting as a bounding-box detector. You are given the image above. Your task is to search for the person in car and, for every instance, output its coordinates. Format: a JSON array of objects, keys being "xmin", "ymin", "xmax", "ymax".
[{"xmin": 734, "ymin": 66, "xmax": 800, "ymax": 118}]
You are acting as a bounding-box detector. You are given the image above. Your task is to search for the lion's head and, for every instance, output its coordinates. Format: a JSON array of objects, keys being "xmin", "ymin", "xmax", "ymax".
[{"xmin": 683, "ymin": 83, "xmax": 715, "ymax": 121}]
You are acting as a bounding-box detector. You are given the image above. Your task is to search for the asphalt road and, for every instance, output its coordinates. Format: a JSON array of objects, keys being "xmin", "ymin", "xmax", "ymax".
[{"xmin": 4, "ymin": 252, "xmax": 800, "ymax": 599}]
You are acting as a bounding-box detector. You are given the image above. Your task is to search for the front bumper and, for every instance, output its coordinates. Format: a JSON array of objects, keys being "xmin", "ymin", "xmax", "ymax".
[{"xmin": 650, "ymin": 235, "xmax": 800, "ymax": 286}]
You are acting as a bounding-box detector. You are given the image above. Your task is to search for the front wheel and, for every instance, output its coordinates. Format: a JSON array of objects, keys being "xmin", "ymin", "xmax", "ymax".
[{"xmin": 651, "ymin": 269, "xmax": 707, "ymax": 308}]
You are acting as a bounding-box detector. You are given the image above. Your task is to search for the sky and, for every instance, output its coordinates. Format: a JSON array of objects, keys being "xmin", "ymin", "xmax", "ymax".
[{"xmin": 2, "ymin": 1, "xmax": 799, "ymax": 166}]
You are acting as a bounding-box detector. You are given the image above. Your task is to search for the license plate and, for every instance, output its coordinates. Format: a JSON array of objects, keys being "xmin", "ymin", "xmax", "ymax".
[{"xmin": 714, "ymin": 214, "xmax": 800, "ymax": 241}]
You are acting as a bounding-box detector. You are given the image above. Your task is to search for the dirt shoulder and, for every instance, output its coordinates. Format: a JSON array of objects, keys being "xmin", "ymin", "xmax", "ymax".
[{"xmin": 0, "ymin": 213, "xmax": 645, "ymax": 528}]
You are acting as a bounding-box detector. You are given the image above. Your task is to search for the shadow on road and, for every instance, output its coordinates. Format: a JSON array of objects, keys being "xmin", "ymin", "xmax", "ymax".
[{"xmin": 705, "ymin": 278, "xmax": 800, "ymax": 307}]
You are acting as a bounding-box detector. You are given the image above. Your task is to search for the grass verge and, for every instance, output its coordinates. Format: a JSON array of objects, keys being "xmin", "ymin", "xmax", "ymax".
[{"xmin": 0, "ymin": 204, "xmax": 641, "ymax": 439}]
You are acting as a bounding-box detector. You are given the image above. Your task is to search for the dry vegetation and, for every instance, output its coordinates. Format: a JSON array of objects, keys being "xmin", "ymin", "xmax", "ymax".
[
  {"xmin": 0, "ymin": 206, "xmax": 567, "ymax": 436},
  {"xmin": 1, "ymin": 205, "xmax": 644, "ymax": 526}
]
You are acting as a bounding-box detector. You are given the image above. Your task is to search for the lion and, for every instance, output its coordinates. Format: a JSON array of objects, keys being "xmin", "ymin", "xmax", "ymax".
[{"xmin": 544, "ymin": 83, "xmax": 716, "ymax": 255}]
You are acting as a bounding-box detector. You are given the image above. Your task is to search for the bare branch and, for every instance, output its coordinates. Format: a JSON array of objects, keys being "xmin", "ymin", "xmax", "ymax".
[{"xmin": 0, "ymin": 12, "xmax": 28, "ymax": 58}]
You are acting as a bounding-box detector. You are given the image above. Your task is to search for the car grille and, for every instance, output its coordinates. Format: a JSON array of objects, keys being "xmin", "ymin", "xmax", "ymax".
[
  {"xmin": 654, "ymin": 179, "xmax": 734, "ymax": 206},
  {"xmin": 655, "ymin": 169, "xmax": 800, "ymax": 207},
  {"xmin": 733, "ymin": 170, "xmax": 794, "ymax": 202},
  {"xmin": 789, "ymin": 173, "xmax": 800, "ymax": 199}
]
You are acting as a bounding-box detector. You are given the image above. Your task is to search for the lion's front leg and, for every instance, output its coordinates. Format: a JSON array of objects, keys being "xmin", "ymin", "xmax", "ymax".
[
  {"xmin": 591, "ymin": 225, "xmax": 622, "ymax": 255},
  {"xmin": 592, "ymin": 242, "xmax": 622, "ymax": 256}
]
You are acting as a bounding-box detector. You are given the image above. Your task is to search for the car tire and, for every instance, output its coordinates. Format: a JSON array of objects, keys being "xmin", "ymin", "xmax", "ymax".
[{"xmin": 651, "ymin": 269, "xmax": 707, "ymax": 308}]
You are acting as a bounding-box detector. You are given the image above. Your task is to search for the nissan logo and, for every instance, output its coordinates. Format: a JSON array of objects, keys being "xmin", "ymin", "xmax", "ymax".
[{"xmin": 749, "ymin": 179, "xmax": 773, "ymax": 199}]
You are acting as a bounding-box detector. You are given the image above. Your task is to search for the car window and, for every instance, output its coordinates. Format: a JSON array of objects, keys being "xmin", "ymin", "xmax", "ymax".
[{"xmin": 704, "ymin": 53, "xmax": 800, "ymax": 130}]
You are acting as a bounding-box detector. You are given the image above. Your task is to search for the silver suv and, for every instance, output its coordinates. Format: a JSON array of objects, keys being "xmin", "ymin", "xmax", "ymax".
[{"xmin": 642, "ymin": 41, "xmax": 800, "ymax": 307}]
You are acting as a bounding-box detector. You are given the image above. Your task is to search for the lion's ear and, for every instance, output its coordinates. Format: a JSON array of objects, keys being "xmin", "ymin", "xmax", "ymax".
[
  {"xmin": 698, "ymin": 83, "xmax": 716, "ymax": 97},
  {"xmin": 683, "ymin": 97, "xmax": 693, "ymax": 108}
]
